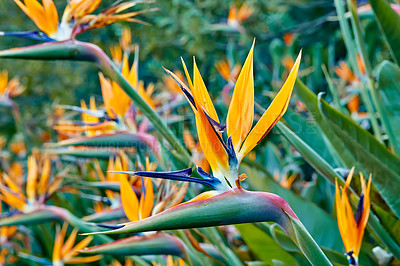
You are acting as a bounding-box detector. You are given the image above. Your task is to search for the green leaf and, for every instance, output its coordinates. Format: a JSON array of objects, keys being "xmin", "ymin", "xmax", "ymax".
[
  {"xmin": 46, "ymin": 132, "xmax": 158, "ymax": 153},
  {"xmin": 80, "ymin": 233, "xmax": 187, "ymax": 258},
  {"xmin": 368, "ymin": 0, "xmax": 400, "ymax": 64},
  {"xmin": 74, "ymin": 180, "xmax": 121, "ymax": 192},
  {"xmin": 242, "ymin": 165, "xmax": 344, "ymax": 252},
  {"xmin": 318, "ymin": 94, "xmax": 400, "ymax": 218},
  {"xmin": 82, "ymin": 207, "xmax": 126, "ymax": 223},
  {"xmin": 295, "ymin": 79, "xmax": 400, "ymax": 218},
  {"xmin": 256, "ymin": 223, "xmax": 348, "ymax": 265},
  {"xmin": 0, "ymin": 206, "xmax": 112, "ymax": 244},
  {"xmin": 295, "ymin": 81, "xmax": 360, "ymax": 171},
  {"xmin": 46, "ymin": 148, "xmax": 115, "ymax": 159},
  {"xmin": 235, "ymin": 223, "xmax": 296, "ymax": 265},
  {"xmin": 295, "ymin": 80, "xmax": 400, "ymax": 260},
  {"xmin": 287, "ymin": 214, "xmax": 332, "ymax": 265},
  {"xmin": 276, "ymin": 121, "xmax": 343, "ymax": 185},
  {"xmin": 375, "ymin": 61, "xmax": 400, "ymax": 155},
  {"xmin": 283, "ymin": 110, "xmax": 338, "ymax": 167},
  {"xmin": 372, "ymin": 204, "xmax": 400, "ymax": 246},
  {"xmin": 81, "ymin": 188, "xmax": 330, "ymax": 265}
]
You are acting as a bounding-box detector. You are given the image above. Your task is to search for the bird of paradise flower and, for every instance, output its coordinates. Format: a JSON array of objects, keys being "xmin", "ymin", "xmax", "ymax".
[
  {"xmin": 6, "ymin": 0, "xmax": 156, "ymax": 41},
  {"xmin": 335, "ymin": 168, "xmax": 371, "ymax": 266}
]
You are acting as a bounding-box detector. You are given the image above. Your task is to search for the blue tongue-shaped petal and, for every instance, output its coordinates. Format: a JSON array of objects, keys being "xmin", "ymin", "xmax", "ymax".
[
  {"xmin": 1, "ymin": 31, "xmax": 55, "ymax": 42},
  {"xmin": 355, "ymin": 194, "xmax": 364, "ymax": 226},
  {"xmin": 204, "ymin": 111, "xmax": 226, "ymax": 133},
  {"xmin": 110, "ymin": 168, "xmax": 222, "ymax": 189}
]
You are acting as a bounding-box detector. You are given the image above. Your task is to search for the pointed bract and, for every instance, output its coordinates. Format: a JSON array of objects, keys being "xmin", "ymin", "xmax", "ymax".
[
  {"xmin": 226, "ymin": 41, "xmax": 254, "ymax": 152},
  {"xmin": 238, "ymin": 50, "xmax": 302, "ymax": 160}
]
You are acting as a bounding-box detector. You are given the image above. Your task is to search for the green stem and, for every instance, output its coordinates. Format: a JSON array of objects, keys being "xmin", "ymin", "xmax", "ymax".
[{"xmin": 321, "ymin": 64, "xmax": 346, "ymax": 113}]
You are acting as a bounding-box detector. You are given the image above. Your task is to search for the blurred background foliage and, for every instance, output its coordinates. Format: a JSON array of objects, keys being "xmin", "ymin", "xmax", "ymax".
[
  {"xmin": 0, "ymin": 0, "xmax": 390, "ymax": 213},
  {"xmin": 0, "ymin": 1, "xmax": 339, "ymax": 147},
  {"xmin": 1, "ymin": 0, "xmax": 400, "ymax": 264}
]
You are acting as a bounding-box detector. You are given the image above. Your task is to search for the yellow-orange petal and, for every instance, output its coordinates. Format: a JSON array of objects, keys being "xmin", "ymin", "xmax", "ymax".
[
  {"xmin": 193, "ymin": 59, "xmax": 219, "ymax": 122},
  {"xmin": 120, "ymin": 176, "xmax": 139, "ymax": 222},
  {"xmin": 226, "ymin": 41, "xmax": 255, "ymax": 152},
  {"xmin": 66, "ymin": 255, "xmax": 103, "ymax": 264},
  {"xmin": 53, "ymin": 223, "xmax": 67, "ymax": 263},
  {"xmin": 181, "ymin": 57, "xmax": 194, "ymax": 91},
  {"xmin": 42, "ymin": 0, "xmax": 59, "ymax": 36},
  {"xmin": 72, "ymin": 235, "xmax": 93, "ymax": 252},
  {"xmin": 237, "ymin": 3, "xmax": 253, "ymax": 22},
  {"xmin": 335, "ymin": 180, "xmax": 350, "ymax": 252},
  {"xmin": 38, "ymin": 156, "xmax": 51, "ymax": 196},
  {"xmin": 344, "ymin": 167, "xmax": 355, "ymax": 192},
  {"xmin": 193, "ymin": 100, "xmax": 229, "ymax": 177},
  {"xmin": 14, "ymin": 0, "xmax": 59, "ymax": 37},
  {"xmin": 215, "ymin": 61, "xmax": 232, "ymax": 82},
  {"xmin": 0, "ymin": 186, "xmax": 26, "ymax": 212},
  {"xmin": 139, "ymin": 177, "xmax": 154, "ymax": 219},
  {"xmin": 1, "ymin": 173, "xmax": 22, "ymax": 195},
  {"xmin": 99, "ymin": 73, "xmax": 115, "ymax": 119},
  {"xmin": 61, "ymin": 229, "xmax": 78, "ymax": 257},
  {"xmin": 26, "ymin": 156, "xmax": 38, "ymax": 204},
  {"xmin": 238, "ymin": 50, "xmax": 302, "ymax": 160}
]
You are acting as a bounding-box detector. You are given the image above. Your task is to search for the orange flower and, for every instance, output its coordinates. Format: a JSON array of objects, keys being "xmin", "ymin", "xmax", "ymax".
[
  {"xmin": 228, "ymin": 3, "xmax": 254, "ymax": 27},
  {"xmin": 334, "ymin": 61, "xmax": 358, "ymax": 84},
  {"xmin": 165, "ymin": 42, "xmax": 301, "ymax": 189},
  {"xmin": 215, "ymin": 60, "xmax": 241, "ymax": 82},
  {"xmin": 356, "ymin": 54, "xmax": 366, "ymax": 76},
  {"xmin": 273, "ymin": 171, "xmax": 297, "ymax": 190},
  {"xmin": 335, "ymin": 168, "xmax": 371, "ymax": 265},
  {"xmin": 54, "ymin": 97, "xmax": 116, "ymax": 137},
  {"xmin": 13, "ymin": 0, "xmax": 154, "ymax": 40},
  {"xmin": 283, "ymin": 32, "xmax": 294, "ymax": 46},
  {"xmin": 110, "ymin": 27, "xmax": 133, "ymax": 65},
  {"xmin": 0, "ymin": 155, "xmax": 63, "ymax": 212},
  {"xmin": 9, "ymin": 140, "xmax": 26, "ymax": 156},
  {"xmin": 282, "ymin": 56, "xmax": 295, "ymax": 70},
  {"xmin": 0, "ymin": 71, "xmax": 25, "ymax": 99},
  {"xmin": 334, "ymin": 59, "xmax": 363, "ymax": 114},
  {"xmin": 52, "ymin": 223, "xmax": 102, "ymax": 265},
  {"xmin": 120, "ymin": 157, "xmax": 155, "ymax": 221},
  {"xmin": 0, "ymin": 203, "xmax": 18, "ymax": 245},
  {"xmin": 347, "ymin": 95, "xmax": 360, "ymax": 114},
  {"xmin": 99, "ymin": 54, "xmax": 136, "ymax": 119},
  {"xmin": 111, "ymin": 258, "xmax": 134, "ymax": 266}
]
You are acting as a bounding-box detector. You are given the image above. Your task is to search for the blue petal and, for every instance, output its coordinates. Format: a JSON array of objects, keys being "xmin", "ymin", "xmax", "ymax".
[
  {"xmin": 1, "ymin": 31, "xmax": 55, "ymax": 42},
  {"xmin": 204, "ymin": 111, "xmax": 226, "ymax": 132},
  {"xmin": 110, "ymin": 168, "xmax": 222, "ymax": 189},
  {"xmin": 355, "ymin": 194, "xmax": 364, "ymax": 226},
  {"xmin": 95, "ymin": 223, "xmax": 125, "ymax": 230}
]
